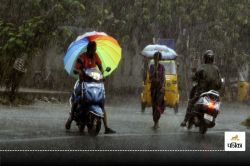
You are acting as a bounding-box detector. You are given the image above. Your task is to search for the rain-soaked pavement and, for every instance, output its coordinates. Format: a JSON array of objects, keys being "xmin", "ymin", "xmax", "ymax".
[{"xmin": 0, "ymin": 96, "xmax": 249, "ymax": 165}]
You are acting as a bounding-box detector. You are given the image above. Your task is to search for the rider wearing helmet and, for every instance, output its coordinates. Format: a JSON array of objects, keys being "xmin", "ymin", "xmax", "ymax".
[{"xmin": 180, "ymin": 50, "xmax": 222, "ymax": 127}]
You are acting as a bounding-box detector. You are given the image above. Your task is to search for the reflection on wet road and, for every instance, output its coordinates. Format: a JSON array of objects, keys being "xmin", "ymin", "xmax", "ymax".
[{"xmin": 0, "ymin": 99, "xmax": 249, "ymax": 164}]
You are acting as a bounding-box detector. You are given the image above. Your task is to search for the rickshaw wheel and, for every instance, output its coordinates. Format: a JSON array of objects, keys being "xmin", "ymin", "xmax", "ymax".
[
  {"xmin": 174, "ymin": 104, "xmax": 179, "ymax": 114},
  {"xmin": 141, "ymin": 103, "xmax": 146, "ymax": 112}
]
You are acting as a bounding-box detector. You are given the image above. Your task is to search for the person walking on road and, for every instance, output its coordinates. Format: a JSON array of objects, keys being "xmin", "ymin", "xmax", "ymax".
[{"xmin": 149, "ymin": 52, "xmax": 166, "ymax": 129}]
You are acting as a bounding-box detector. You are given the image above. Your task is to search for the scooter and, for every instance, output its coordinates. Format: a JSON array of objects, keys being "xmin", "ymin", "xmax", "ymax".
[
  {"xmin": 187, "ymin": 90, "xmax": 221, "ymax": 134},
  {"xmin": 71, "ymin": 67, "xmax": 109, "ymax": 136}
]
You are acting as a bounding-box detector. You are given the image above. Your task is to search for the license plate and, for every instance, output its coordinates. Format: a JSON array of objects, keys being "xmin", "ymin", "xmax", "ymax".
[{"xmin": 204, "ymin": 113, "xmax": 213, "ymax": 122}]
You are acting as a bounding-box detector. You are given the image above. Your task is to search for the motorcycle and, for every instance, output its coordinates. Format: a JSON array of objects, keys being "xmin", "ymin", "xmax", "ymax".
[
  {"xmin": 187, "ymin": 90, "xmax": 221, "ymax": 134},
  {"xmin": 70, "ymin": 67, "xmax": 109, "ymax": 136}
]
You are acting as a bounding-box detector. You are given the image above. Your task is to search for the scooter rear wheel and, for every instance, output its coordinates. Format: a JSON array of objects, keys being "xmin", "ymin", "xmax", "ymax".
[
  {"xmin": 88, "ymin": 116, "xmax": 101, "ymax": 136},
  {"xmin": 199, "ymin": 124, "xmax": 207, "ymax": 134}
]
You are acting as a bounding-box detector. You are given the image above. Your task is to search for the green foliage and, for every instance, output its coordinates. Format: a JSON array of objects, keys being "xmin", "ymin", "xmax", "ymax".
[
  {"xmin": 0, "ymin": 0, "xmax": 249, "ymax": 100},
  {"xmin": 0, "ymin": 0, "xmax": 86, "ymax": 100}
]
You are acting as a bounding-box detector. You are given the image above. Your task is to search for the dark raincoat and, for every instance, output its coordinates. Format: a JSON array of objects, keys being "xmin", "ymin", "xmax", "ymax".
[{"xmin": 184, "ymin": 63, "xmax": 222, "ymax": 121}]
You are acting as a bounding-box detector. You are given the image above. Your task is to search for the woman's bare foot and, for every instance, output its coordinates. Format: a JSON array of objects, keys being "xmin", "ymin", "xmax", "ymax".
[{"xmin": 153, "ymin": 122, "xmax": 159, "ymax": 130}]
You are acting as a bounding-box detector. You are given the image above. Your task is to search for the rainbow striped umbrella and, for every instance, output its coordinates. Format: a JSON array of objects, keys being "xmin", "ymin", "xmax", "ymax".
[{"xmin": 64, "ymin": 31, "xmax": 122, "ymax": 78}]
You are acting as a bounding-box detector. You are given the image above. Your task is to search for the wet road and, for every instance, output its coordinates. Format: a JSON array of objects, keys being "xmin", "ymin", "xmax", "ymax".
[{"xmin": 0, "ymin": 97, "xmax": 249, "ymax": 165}]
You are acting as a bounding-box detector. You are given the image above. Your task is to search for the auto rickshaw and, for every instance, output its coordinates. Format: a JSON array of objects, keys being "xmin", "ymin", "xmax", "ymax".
[
  {"xmin": 238, "ymin": 81, "xmax": 250, "ymax": 102},
  {"xmin": 140, "ymin": 59, "xmax": 179, "ymax": 113}
]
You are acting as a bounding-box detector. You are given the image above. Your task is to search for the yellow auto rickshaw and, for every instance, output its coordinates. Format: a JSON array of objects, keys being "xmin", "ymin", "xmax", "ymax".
[
  {"xmin": 140, "ymin": 59, "xmax": 179, "ymax": 113},
  {"xmin": 238, "ymin": 81, "xmax": 250, "ymax": 102}
]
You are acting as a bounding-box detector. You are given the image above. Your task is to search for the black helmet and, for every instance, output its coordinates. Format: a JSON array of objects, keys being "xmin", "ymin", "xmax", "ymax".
[
  {"xmin": 153, "ymin": 51, "xmax": 162, "ymax": 59},
  {"xmin": 87, "ymin": 41, "xmax": 96, "ymax": 52},
  {"xmin": 203, "ymin": 50, "xmax": 214, "ymax": 64}
]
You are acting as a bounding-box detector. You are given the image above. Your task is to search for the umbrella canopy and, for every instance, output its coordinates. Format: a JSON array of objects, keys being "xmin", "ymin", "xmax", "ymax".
[
  {"xmin": 64, "ymin": 31, "xmax": 122, "ymax": 78},
  {"xmin": 141, "ymin": 44, "xmax": 177, "ymax": 60}
]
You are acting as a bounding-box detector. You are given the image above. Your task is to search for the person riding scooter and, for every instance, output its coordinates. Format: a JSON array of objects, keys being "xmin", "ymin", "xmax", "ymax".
[
  {"xmin": 65, "ymin": 41, "xmax": 116, "ymax": 134},
  {"xmin": 180, "ymin": 50, "xmax": 222, "ymax": 127}
]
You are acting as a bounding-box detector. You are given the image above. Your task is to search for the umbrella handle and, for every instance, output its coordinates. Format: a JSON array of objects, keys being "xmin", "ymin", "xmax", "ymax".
[{"xmin": 105, "ymin": 67, "xmax": 111, "ymax": 72}]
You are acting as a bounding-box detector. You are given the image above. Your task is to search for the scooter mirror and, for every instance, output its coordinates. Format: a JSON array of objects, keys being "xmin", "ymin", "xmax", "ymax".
[{"xmin": 221, "ymin": 78, "xmax": 225, "ymax": 83}]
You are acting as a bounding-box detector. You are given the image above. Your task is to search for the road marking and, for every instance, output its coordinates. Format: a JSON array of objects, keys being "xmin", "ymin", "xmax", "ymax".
[
  {"xmin": 0, "ymin": 149, "xmax": 225, "ymax": 152},
  {"xmin": 0, "ymin": 135, "xmax": 82, "ymax": 143},
  {"xmin": 0, "ymin": 130, "xmax": 242, "ymax": 143},
  {"xmin": 1, "ymin": 131, "xmax": 248, "ymax": 152},
  {"xmin": 1, "ymin": 129, "xmax": 250, "ymax": 143}
]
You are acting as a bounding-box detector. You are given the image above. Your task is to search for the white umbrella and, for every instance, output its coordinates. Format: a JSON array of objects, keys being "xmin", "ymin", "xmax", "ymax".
[{"xmin": 141, "ymin": 44, "xmax": 177, "ymax": 59}]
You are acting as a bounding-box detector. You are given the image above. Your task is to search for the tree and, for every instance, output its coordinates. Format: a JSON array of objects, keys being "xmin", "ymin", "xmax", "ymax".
[
  {"xmin": 1, "ymin": 0, "xmax": 249, "ymax": 101},
  {"xmin": 0, "ymin": 0, "xmax": 85, "ymax": 102}
]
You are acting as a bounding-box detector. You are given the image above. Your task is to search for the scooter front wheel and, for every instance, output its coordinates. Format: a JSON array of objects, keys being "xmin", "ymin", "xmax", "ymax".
[{"xmin": 87, "ymin": 115, "xmax": 102, "ymax": 136}]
